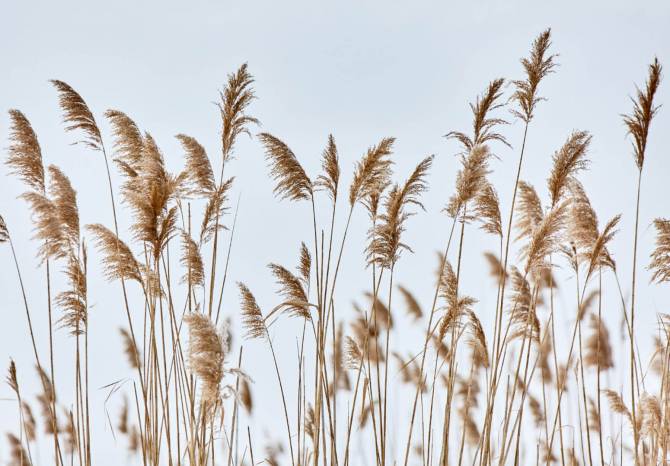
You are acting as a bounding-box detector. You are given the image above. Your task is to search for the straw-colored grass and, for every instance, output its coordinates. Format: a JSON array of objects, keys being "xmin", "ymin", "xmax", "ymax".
[{"xmin": 1, "ymin": 29, "xmax": 667, "ymax": 466}]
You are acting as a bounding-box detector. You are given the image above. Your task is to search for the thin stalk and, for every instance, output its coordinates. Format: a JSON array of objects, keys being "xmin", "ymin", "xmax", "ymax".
[{"xmin": 630, "ymin": 168, "xmax": 643, "ymax": 464}]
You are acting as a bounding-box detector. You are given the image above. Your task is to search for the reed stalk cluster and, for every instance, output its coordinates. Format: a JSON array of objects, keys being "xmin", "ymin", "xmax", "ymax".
[{"xmin": 1, "ymin": 30, "xmax": 667, "ymax": 466}]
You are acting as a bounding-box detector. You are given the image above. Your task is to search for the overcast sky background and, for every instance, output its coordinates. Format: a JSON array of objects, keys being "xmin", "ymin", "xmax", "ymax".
[{"xmin": 1, "ymin": 1, "xmax": 670, "ymax": 464}]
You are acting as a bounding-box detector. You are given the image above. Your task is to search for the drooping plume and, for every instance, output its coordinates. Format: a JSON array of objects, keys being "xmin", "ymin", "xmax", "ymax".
[
  {"xmin": 120, "ymin": 327, "xmax": 141, "ymax": 369},
  {"xmin": 20, "ymin": 191, "xmax": 65, "ymax": 262},
  {"xmin": 483, "ymin": 251, "xmax": 507, "ymax": 281},
  {"xmin": 238, "ymin": 283, "xmax": 266, "ymax": 339},
  {"xmin": 398, "ymin": 285, "xmax": 423, "ymax": 320},
  {"xmin": 105, "ymin": 110, "xmax": 144, "ymax": 169},
  {"xmin": 7, "ymin": 109, "xmax": 45, "ymax": 193},
  {"xmin": 258, "ymin": 133, "xmax": 312, "ymax": 202},
  {"xmin": 47, "ymin": 165, "xmax": 80, "ymax": 249},
  {"xmin": 86, "ymin": 224, "xmax": 141, "ymax": 283},
  {"xmin": 268, "ymin": 263, "xmax": 311, "ymax": 320},
  {"xmin": 51, "ymin": 80, "xmax": 103, "ymax": 151},
  {"xmin": 176, "ymin": 134, "xmax": 216, "ymax": 196}
]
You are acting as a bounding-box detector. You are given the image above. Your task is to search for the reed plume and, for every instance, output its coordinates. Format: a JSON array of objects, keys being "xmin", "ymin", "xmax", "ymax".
[
  {"xmin": 297, "ymin": 242, "xmax": 311, "ymax": 286},
  {"xmin": 200, "ymin": 177, "xmax": 234, "ymax": 244},
  {"xmin": 47, "ymin": 166, "xmax": 79, "ymax": 248},
  {"xmin": 50, "ymin": 80, "xmax": 103, "ymax": 151},
  {"xmin": 507, "ymin": 267, "xmax": 539, "ymax": 343},
  {"xmin": 218, "ymin": 63, "xmax": 259, "ymax": 161},
  {"xmin": 268, "ymin": 263, "xmax": 311, "ymax": 320},
  {"xmin": 446, "ymin": 78, "xmax": 509, "ymax": 151},
  {"xmin": 240, "ymin": 377, "xmax": 253, "ymax": 413},
  {"xmin": 639, "ymin": 394, "xmax": 661, "ymax": 438},
  {"xmin": 35, "ymin": 366, "xmax": 57, "ymax": 434},
  {"xmin": 438, "ymin": 261, "xmax": 476, "ymax": 340},
  {"xmin": 538, "ymin": 330, "xmax": 553, "ymax": 383},
  {"xmin": 7, "ymin": 110, "xmax": 45, "ymax": 193},
  {"xmin": 20, "ymin": 191, "xmax": 65, "ymax": 262},
  {"xmin": 55, "ymin": 253, "xmax": 87, "ymax": 335},
  {"xmin": 22, "ymin": 403, "xmax": 36, "ymax": 443},
  {"xmin": 344, "ymin": 336, "xmax": 364, "ymax": 369},
  {"xmin": 6, "ymin": 359, "xmax": 19, "ymax": 395},
  {"xmin": 238, "ymin": 283, "xmax": 266, "ymax": 339},
  {"xmin": 0, "ymin": 215, "xmax": 8, "ymax": 243},
  {"xmin": 316, "ymin": 134, "xmax": 340, "ymax": 201},
  {"xmin": 176, "ymin": 134, "xmax": 216, "ymax": 196},
  {"xmin": 466, "ymin": 310, "xmax": 489, "ymax": 369},
  {"xmin": 483, "ymin": 252, "xmax": 507, "ymax": 281},
  {"xmin": 121, "ymin": 134, "xmax": 183, "ymax": 259},
  {"xmin": 60, "ymin": 412, "xmax": 75, "ymax": 456},
  {"xmin": 587, "ymin": 397, "xmax": 601, "ymax": 433},
  {"xmin": 86, "ymin": 224, "xmax": 141, "ymax": 282},
  {"xmin": 184, "ymin": 313, "xmax": 229, "ymax": 409},
  {"xmin": 567, "ymin": 180, "xmax": 620, "ymax": 278},
  {"xmin": 473, "ymin": 182, "xmax": 502, "ymax": 237},
  {"xmin": 520, "ymin": 202, "xmax": 567, "ymax": 277},
  {"xmin": 547, "ymin": 131, "xmax": 591, "ymax": 206},
  {"xmin": 6, "ymin": 433, "xmax": 31, "ymax": 466},
  {"xmin": 649, "ymin": 218, "xmax": 670, "ymax": 283},
  {"xmin": 180, "ymin": 232, "xmax": 205, "ymax": 287},
  {"xmin": 514, "ymin": 181, "xmax": 543, "ymax": 242},
  {"xmin": 332, "ymin": 322, "xmax": 351, "ymax": 392},
  {"xmin": 584, "ymin": 314, "xmax": 613, "ymax": 370},
  {"xmin": 445, "ymin": 145, "xmax": 491, "ymax": 218},
  {"xmin": 511, "ymin": 28, "xmax": 557, "ymax": 123},
  {"xmin": 364, "ymin": 292, "xmax": 393, "ymax": 329},
  {"xmin": 118, "ymin": 397, "xmax": 129, "ymax": 435},
  {"xmin": 397, "ymin": 285, "xmax": 422, "ymax": 320},
  {"xmin": 367, "ymin": 155, "xmax": 433, "ymax": 268},
  {"xmin": 623, "ymin": 58, "xmax": 662, "ymax": 170},
  {"xmin": 119, "ymin": 328, "xmax": 141, "ymax": 369},
  {"xmin": 258, "ymin": 133, "xmax": 312, "ymax": 201},
  {"xmin": 603, "ymin": 389, "xmax": 632, "ymax": 424},
  {"xmin": 104, "ymin": 110, "xmax": 144, "ymax": 168},
  {"xmin": 349, "ymin": 138, "xmax": 394, "ymax": 207}
]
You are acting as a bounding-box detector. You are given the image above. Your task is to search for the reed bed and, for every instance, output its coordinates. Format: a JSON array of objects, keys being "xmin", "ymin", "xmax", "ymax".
[{"xmin": 0, "ymin": 29, "xmax": 667, "ymax": 466}]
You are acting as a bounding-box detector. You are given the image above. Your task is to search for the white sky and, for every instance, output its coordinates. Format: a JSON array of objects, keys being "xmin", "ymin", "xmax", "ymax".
[{"xmin": 1, "ymin": 1, "xmax": 669, "ymax": 464}]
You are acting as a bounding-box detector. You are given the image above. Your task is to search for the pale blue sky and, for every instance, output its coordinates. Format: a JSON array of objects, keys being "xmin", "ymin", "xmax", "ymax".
[{"xmin": 1, "ymin": 1, "xmax": 669, "ymax": 463}]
